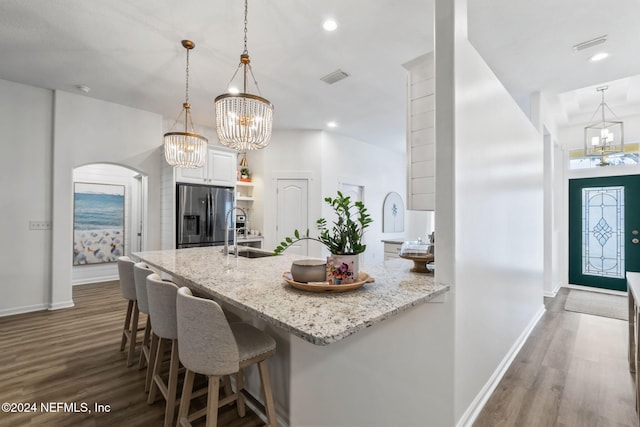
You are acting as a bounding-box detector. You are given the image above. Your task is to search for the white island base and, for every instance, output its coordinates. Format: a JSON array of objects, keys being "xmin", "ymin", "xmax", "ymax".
[
  {"xmin": 133, "ymin": 248, "xmax": 453, "ymax": 426},
  {"xmin": 233, "ymin": 295, "xmax": 453, "ymax": 427}
]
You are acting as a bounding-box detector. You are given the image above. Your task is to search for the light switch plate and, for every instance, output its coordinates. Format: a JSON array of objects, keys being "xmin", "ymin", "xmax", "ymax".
[{"xmin": 29, "ymin": 221, "xmax": 51, "ymax": 230}]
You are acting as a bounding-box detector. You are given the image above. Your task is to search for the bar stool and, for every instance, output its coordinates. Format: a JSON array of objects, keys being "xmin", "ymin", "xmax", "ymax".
[
  {"xmin": 133, "ymin": 262, "xmax": 155, "ymax": 390},
  {"xmin": 146, "ymin": 273, "xmax": 182, "ymax": 427},
  {"xmin": 117, "ymin": 256, "xmax": 140, "ymax": 367},
  {"xmin": 176, "ymin": 287, "xmax": 278, "ymax": 427}
]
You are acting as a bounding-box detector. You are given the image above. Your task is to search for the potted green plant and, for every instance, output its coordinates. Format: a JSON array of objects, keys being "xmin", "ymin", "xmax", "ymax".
[
  {"xmin": 240, "ymin": 167, "xmax": 251, "ymax": 181},
  {"xmin": 274, "ymin": 191, "xmax": 373, "ymax": 284}
]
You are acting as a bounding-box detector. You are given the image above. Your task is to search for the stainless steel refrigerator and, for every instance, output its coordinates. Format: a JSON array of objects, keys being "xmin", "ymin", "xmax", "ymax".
[{"xmin": 176, "ymin": 183, "xmax": 234, "ymax": 248}]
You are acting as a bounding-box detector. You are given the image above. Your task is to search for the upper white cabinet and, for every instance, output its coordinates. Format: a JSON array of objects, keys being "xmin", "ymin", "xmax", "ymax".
[
  {"xmin": 175, "ymin": 146, "xmax": 236, "ymax": 187},
  {"xmin": 403, "ymin": 52, "xmax": 435, "ymax": 211}
]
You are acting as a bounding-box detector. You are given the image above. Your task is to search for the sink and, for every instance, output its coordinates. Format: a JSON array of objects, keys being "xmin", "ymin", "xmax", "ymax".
[{"xmin": 235, "ymin": 249, "xmax": 274, "ymax": 258}]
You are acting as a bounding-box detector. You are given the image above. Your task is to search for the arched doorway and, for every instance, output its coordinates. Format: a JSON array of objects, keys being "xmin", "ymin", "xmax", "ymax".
[{"xmin": 72, "ymin": 163, "xmax": 148, "ymax": 285}]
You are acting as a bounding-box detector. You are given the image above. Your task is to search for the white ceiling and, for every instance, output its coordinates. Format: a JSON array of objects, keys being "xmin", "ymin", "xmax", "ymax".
[{"xmin": 1, "ymin": 0, "xmax": 639, "ymax": 152}]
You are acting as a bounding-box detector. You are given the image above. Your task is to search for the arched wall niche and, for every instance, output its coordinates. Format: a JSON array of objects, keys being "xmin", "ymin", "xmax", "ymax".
[{"xmin": 72, "ymin": 163, "xmax": 148, "ymax": 285}]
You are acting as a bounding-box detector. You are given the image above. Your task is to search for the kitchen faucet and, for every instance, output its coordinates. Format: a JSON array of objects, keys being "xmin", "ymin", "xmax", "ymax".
[{"xmin": 223, "ymin": 206, "xmax": 247, "ymax": 256}]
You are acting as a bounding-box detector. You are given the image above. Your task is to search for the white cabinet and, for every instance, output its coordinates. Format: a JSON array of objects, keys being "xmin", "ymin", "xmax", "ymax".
[
  {"xmin": 207, "ymin": 149, "xmax": 236, "ymax": 186},
  {"xmin": 175, "ymin": 147, "xmax": 236, "ymax": 187},
  {"xmin": 175, "ymin": 163, "xmax": 206, "ymax": 183},
  {"xmin": 383, "ymin": 241, "xmax": 403, "ymax": 260}
]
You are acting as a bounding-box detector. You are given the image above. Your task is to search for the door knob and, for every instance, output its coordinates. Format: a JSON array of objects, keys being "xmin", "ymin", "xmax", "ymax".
[
  {"xmin": 633, "ymin": 238, "xmax": 640, "ymax": 244},
  {"xmin": 633, "ymin": 230, "xmax": 639, "ymax": 235}
]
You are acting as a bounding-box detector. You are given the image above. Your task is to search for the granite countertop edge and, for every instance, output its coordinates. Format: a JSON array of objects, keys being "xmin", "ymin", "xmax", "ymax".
[{"xmin": 132, "ymin": 247, "xmax": 448, "ymax": 346}]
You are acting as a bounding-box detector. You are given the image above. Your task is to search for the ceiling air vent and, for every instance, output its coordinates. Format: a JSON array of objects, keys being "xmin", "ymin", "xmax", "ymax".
[
  {"xmin": 572, "ymin": 35, "xmax": 607, "ymax": 53},
  {"xmin": 320, "ymin": 69, "xmax": 350, "ymax": 84}
]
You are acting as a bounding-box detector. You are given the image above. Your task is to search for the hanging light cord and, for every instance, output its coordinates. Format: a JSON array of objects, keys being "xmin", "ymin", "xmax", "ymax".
[
  {"xmin": 169, "ymin": 43, "xmax": 198, "ymax": 133},
  {"xmin": 588, "ymin": 87, "xmax": 619, "ymax": 123},
  {"xmin": 185, "ymin": 46, "xmax": 190, "ymax": 106},
  {"xmin": 243, "ymin": 0, "xmax": 248, "ymax": 55},
  {"xmin": 223, "ymin": 0, "xmax": 264, "ymax": 97}
]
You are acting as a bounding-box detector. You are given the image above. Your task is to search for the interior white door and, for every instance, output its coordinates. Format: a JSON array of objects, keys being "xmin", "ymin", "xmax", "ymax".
[
  {"xmin": 276, "ymin": 179, "xmax": 309, "ymax": 255},
  {"xmin": 340, "ymin": 183, "xmax": 364, "ymax": 203}
]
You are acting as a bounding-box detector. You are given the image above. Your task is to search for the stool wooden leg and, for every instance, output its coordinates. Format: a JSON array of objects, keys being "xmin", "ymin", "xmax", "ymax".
[
  {"xmin": 145, "ymin": 333, "xmax": 159, "ymax": 393},
  {"xmin": 127, "ymin": 301, "xmax": 140, "ymax": 367},
  {"xmin": 206, "ymin": 376, "xmax": 221, "ymax": 427},
  {"xmin": 148, "ymin": 338, "xmax": 166, "ymax": 404},
  {"xmin": 139, "ymin": 317, "xmax": 151, "ymax": 370},
  {"xmin": 222, "ymin": 375, "xmax": 233, "ymax": 401},
  {"xmin": 235, "ymin": 371, "xmax": 246, "ymax": 417},
  {"xmin": 178, "ymin": 369, "xmax": 196, "ymax": 427},
  {"xmin": 120, "ymin": 300, "xmax": 134, "ymax": 351},
  {"xmin": 164, "ymin": 339, "xmax": 180, "ymax": 427},
  {"xmin": 258, "ymin": 360, "xmax": 277, "ymax": 427}
]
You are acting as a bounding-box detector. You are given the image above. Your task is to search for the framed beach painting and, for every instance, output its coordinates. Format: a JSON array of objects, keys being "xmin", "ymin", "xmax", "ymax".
[{"xmin": 73, "ymin": 182, "xmax": 125, "ymax": 265}]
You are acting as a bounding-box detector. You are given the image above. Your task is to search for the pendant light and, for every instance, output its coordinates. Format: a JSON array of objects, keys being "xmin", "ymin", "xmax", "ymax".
[
  {"xmin": 215, "ymin": 0, "xmax": 273, "ymax": 151},
  {"xmin": 584, "ymin": 86, "xmax": 624, "ymax": 162},
  {"xmin": 164, "ymin": 40, "xmax": 208, "ymax": 168}
]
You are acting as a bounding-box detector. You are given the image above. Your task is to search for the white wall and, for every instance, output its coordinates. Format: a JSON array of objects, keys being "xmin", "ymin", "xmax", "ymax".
[
  {"xmin": 51, "ymin": 90, "xmax": 164, "ymax": 310},
  {"xmin": 259, "ymin": 130, "xmax": 324, "ymax": 255},
  {"xmin": 319, "ymin": 132, "xmax": 406, "ymax": 265},
  {"xmin": 251, "ymin": 129, "xmax": 406, "ymax": 263},
  {"xmin": 434, "ymin": 0, "xmax": 546, "ymax": 424},
  {"xmin": 0, "ymin": 79, "xmax": 53, "ymax": 316}
]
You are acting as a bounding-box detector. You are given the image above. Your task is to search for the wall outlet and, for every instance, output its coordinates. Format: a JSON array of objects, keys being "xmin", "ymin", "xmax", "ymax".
[{"xmin": 29, "ymin": 221, "xmax": 51, "ymax": 230}]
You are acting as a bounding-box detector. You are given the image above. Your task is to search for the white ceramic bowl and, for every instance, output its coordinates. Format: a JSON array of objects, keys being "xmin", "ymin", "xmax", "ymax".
[{"xmin": 291, "ymin": 259, "xmax": 327, "ymax": 283}]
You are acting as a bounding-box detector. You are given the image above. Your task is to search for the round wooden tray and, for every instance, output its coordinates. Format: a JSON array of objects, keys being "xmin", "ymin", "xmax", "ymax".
[{"xmin": 282, "ymin": 271, "xmax": 374, "ymax": 293}]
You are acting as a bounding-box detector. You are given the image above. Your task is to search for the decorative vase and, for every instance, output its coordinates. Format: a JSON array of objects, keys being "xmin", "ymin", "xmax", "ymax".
[{"xmin": 326, "ymin": 254, "xmax": 360, "ymax": 285}]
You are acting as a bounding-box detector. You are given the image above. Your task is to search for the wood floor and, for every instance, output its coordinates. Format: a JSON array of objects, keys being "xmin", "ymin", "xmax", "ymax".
[
  {"xmin": 1, "ymin": 283, "xmax": 637, "ymax": 426},
  {"xmin": 0, "ymin": 281, "xmax": 264, "ymax": 427},
  {"xmin": 474, "ymin": 288, "xmax": 638, "ymax": 427}
]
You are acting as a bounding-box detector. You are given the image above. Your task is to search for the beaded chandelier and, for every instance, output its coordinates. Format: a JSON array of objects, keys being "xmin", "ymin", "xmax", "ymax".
[
  {"xmin": 214, "ymin": 0, "xmax": 273, "ymax": 151},
  {"xmin": 164, "ymin": 40, "xmax": 208, "ymax": 168}
]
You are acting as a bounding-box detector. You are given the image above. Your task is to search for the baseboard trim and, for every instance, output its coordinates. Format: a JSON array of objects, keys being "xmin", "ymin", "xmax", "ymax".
[
  {"xmin": 0, "ymin": 303, "xmax": 48, "ymax": 317},
  {"xmin": 72, "ymin": 274, "xmax": 118, "ymax": 286},
  {"xmin": 567, "ymin": 284, "xmax": 627, "ymax": 296},
  {"xmin": 48, "ymin": 300, "xmax": 75, "ymax": 310},
  {"xmin": 456, "ymin": 304, "xmax": 546, "ymax": 427},
  {"xmin": 544, "ymin": 287, "xmax": 560, "ymax": 298}
]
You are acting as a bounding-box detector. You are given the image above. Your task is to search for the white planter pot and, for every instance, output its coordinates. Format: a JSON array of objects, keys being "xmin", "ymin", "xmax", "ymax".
[{"xmin": 327, "ymin": 254, "xmax": 360, "ymax": 284}]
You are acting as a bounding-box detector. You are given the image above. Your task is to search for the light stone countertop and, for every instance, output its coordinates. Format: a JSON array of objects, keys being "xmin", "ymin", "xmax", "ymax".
[{"xmin": 132, "ymin": 246, "xmax": 449, "ymax": 345}]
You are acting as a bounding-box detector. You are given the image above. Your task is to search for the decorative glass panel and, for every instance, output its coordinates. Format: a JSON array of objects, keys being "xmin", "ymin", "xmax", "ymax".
[{"xmin": 582, "ymin": 186, "xmax": 625, "ymax": 278}]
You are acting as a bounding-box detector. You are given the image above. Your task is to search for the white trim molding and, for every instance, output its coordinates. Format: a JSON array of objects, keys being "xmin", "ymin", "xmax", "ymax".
[{"xmin": 456, "ymin": 305, "xmax": 546, "ymax": 427}]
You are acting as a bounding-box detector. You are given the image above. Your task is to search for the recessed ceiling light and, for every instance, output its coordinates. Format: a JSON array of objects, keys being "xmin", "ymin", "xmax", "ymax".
[
  {"xmin": 589, "ymin": 52, "xmax": 609, "ymax": 62},
  {"xmin": 327, "ymin": 121, "xmax": 338, "ymax": 128},
  {"xmin": 323, "ymin": 19, "xmax": 338, "ymax": 32}
]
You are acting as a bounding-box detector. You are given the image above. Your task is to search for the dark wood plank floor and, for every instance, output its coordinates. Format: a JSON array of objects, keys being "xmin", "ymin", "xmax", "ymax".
[
  {"xmin": 2, "ymin": 283, "xmax": 636, "ymax": 426},
  {"xmin": 474, "ymin": 288, "xmax": 637, "ymax": 427},
  {"xmin": 0, "ymin": 281, "xmax": 264, "ymax": 427}
]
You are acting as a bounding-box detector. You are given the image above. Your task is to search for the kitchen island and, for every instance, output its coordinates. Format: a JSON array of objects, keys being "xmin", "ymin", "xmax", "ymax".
[{"xmin": 133, "ymin": 246, "xmax": 452, "ymax": 426}]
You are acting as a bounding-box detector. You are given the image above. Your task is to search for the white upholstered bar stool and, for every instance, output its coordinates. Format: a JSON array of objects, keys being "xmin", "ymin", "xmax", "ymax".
[
  {"xmin": 117, "ymin": 256, "xmax": 140, "ymax": 367},
  {"xmin": 176, "ymin": 287, "xmax": 278, "ymax": 427},
  {"xmin": 146, "ymin": 273, "xmax": 183, "ymax": 427},
  {"xmin": 133, "ymin": 262, "xmax": 155, "ymax": 389}
]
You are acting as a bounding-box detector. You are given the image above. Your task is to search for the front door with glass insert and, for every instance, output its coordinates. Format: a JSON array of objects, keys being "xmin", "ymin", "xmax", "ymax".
[{"xmin": 569, "ymin": 175, "xmax": 640, "ymax": 291}]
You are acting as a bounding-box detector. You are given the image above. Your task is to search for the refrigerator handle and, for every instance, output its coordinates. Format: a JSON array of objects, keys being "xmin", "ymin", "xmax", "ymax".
[{"xmin": 207, "ymin": 191, "xmax": 213, "ymax": 238}]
